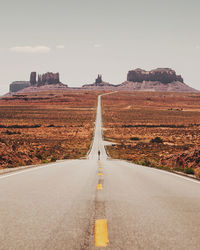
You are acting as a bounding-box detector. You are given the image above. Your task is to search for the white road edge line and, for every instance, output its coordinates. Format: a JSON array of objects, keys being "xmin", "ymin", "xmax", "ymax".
[
  {"xmin": 0, "ymin": 164, "xmax": 54, "ymax": 180},
  {"xmin": 154, "ymin": 167, "xmax": 200, "ymax": 184},
  {"xmin": 128, "ymin": 162, "xmax": 200, "ymax": 184}
]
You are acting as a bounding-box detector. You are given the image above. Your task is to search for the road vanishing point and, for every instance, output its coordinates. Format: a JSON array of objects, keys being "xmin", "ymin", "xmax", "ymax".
[{"xmin": 0, "ymin": 94, "xmax": 200, "ymax": 249}]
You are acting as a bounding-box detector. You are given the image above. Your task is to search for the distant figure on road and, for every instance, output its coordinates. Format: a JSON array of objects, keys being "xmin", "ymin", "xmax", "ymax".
[{"xmin": 98, "ymin": 150, "xmax": 100, "ymax": 160}]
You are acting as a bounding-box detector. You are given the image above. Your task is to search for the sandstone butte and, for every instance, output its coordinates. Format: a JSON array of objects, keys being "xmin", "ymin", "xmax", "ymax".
[
  {"xmin": 9, "ymin": 68, "xmax": 198, "ymax": 93},
  {"xmin": 9, "ymin": 72, "xmax": 68, "ymax": 93},
  {"xmin": 82, "ymin": 68, "xmax": 198, "ymax": 92}
]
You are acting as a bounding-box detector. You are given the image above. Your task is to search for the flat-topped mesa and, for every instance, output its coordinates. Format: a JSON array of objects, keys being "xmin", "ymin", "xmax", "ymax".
[
  {"xmin": 10, "ymin": 81, "xmax": 30, "ymax": 92},
  {"xmin": 127, "ymin": 68, "xmax": 184, "ymax": 84}
]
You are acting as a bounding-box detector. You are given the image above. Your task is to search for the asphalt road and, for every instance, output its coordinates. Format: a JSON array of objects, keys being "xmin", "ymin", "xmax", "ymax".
[{"xmin": 0, "ymin": 95, "xmax": 200, "ymax": 250}]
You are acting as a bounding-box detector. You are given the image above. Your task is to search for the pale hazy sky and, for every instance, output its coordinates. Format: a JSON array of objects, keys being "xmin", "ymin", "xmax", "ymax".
[{"xmin": 0, "ymin": 0, "xmax": 200, "ymax": 94}]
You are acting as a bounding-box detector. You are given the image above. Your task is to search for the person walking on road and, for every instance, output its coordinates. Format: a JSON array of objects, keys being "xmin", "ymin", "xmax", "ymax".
[{"xmin": 98, "ymin": 150, "xmax": 100, "ymax": 160}]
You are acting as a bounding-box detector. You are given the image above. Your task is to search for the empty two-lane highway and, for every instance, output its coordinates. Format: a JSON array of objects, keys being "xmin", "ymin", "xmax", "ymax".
[{"xmin": 0, "ymin": 95, "xmax": 200, "ymax": 249}]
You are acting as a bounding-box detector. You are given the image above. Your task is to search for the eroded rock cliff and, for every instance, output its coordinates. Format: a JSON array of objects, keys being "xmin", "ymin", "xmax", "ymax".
[{"xmin": 127, "ymin": 68, "xmax": 183, "ymax": 84}]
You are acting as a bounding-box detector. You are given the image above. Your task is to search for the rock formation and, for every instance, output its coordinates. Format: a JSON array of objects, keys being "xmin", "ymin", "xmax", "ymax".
[
  {"xmin": 81, "ymin": 69, "xmax": 197, "ymax": 92},
  {"xmin": 30, "ymin": 72, "xmax": 37, "ymax": 85},
  {"xmin": 9, "ymin": 81, "xmax": 31, "ymax": 92},
  {"xmin": 37, "ymin": 72, "xmax": 60, "ymax": 86},
  {"xmin": 9, "ymin": 68, "xmax": 198, "ymax": 93},
  {"xmin": 31, "ymin": 72, "xmax": 61, "ymax": 86},
  {"xmin": 95, "ymin": 74, "xmax": 103, "ymax": 84},
  {"xmin": 9, "ymin": 71, "xmax": 66, "ymax": 93},
  {"xmin": 82, "ymin": 75, "xmax": 116, "ymax": 89},
  {"xmin": 127, "ymin": 68, "xmax": 183, "ymax": 84},
  {"xmin": 159, "ymin": 146, "xmax": 200, "ymax": 177},
  {"xmin": 119, "ymin": 68, "xmax": 198, "ymax": 92},
  {"xmin": 31, "ymin": 71, "xmax": 61, "ymax": 86}
]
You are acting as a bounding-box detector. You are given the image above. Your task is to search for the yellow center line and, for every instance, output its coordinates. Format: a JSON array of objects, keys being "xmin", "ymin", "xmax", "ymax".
[
  {"xmin": 98, "ymin": 173, "xmax": 103, "ymax": 176},
  {"xmin": 95, "ymin": 219, "xmax": 109, "ymax": 247},
  {"xmin": 97, "ymin": 184, "xmax": 103, "ymax": 190}
]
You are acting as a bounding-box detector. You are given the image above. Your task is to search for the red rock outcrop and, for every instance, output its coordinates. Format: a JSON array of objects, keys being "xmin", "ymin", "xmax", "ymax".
[
  {"xmin": 159, "ymin": 146, "xmax": 200, "ymax": 177},
  {"xmin": 9, "ymin": 72, "xmax": 67, "ymax": 93},
  {"xmin": 82, "ymin": 75, "xmax": 116, "ymax": 89},
  {"xmin": 127, "ymin": 68, "xmax": 183, "ymax": 84},
  {"xmin": 10, "ymin": 81, "xmax": 31, "ymax": 92},
  {"xmin": 95, "ymin": 74, "xmax": 103, "ymax": 84},
  {"xmin": 119, "ymin": 68, "xmax": 198, "ymax": 92},
  {"xmin": 37, "ymin": 72, "xmax": 60, "ymax": 85},
  {"xmin": 118, "ymin": 80, "xmax": 198, "ymax": 92},
  {"xmin": 30, "ymin": 72, "xmax": 37, "ymax": 85}
]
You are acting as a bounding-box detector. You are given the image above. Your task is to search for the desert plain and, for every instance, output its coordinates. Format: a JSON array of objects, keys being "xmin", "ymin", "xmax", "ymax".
[
  {"xmin": 1, "ymin": 90, "xmax": 200, "ymax": 178},
  {"xmin": 0, "ymin": 90, "xmax": 98, "ymax": 169},
  {"xmin": 102, "ymin": 91, "xmax": 200, "ymax": 178}
]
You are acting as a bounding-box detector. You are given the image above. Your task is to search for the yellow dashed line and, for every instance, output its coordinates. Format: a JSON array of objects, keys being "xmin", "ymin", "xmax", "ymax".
[
  {"xmin": 97, "ymin": 184, "xmax": 103, "ymax": 190},
  {"xmin": 95, "ymin": 219, "xmax": 109, "ymax": 247}
]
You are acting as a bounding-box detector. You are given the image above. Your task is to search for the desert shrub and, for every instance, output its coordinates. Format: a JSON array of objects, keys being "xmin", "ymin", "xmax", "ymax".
[
  {"xmin": 122, "ymin": 125, "xmax": 134, "ymax": 128},
  {"xmin": 123, "ymin": 124, "xmax": 185, "ymax": 128},
  {"xmin": 137, "ymin": 159, "xmax": 151, "ymax": 166},
  {"xmin": 8, "ymin": 124, "xmax": 41, "ymax": 128},
  {"xmin": 42, "ymin": 159, "xmax": 49, "ymax": 164},
  {"xmin": 174, "ymin": 166, "xmax": 184, "ymax": 172},
  {"xmin": 150, "ymin": 137, "xmax": 163, "ymax": 143},
  {"xmin": 130, "ymin": 137, "xmax": 140, "ymax": 141},
  {"xmin": 51, "ymin": 156, "xmax": 57, "ymax": 162},
  {"xmin": 4, "ymin": 130, "xmax": 21, "ymax": 135},
  {"xmin": 184, "ymin": 168, "xmax": 194, "ymax": 175},
  {"xmin": 36, "ymin": 154, "xmax": 43, "ymax": 160},
  {"xmin": 26, "ymin": 159, "xmax": 33, "ymax": 165},
  {"xmin": 47, "ymin": 124, "xmax": 55, "ymax": 127}
]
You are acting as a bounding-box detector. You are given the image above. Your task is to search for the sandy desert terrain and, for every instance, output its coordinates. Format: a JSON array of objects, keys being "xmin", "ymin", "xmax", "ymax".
[
  {"xmin": 102, "ymin": 91, "xmax": 200, "ymax": 177},
  {"xmin": 0, "ymin": 90, "xmax": 99, "ymax": 169}
]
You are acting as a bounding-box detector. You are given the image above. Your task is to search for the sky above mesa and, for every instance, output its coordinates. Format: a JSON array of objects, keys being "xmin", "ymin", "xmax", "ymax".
[{"xmin": 0, "ymin": 0, "xmax": 200, "ymax": 94}]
